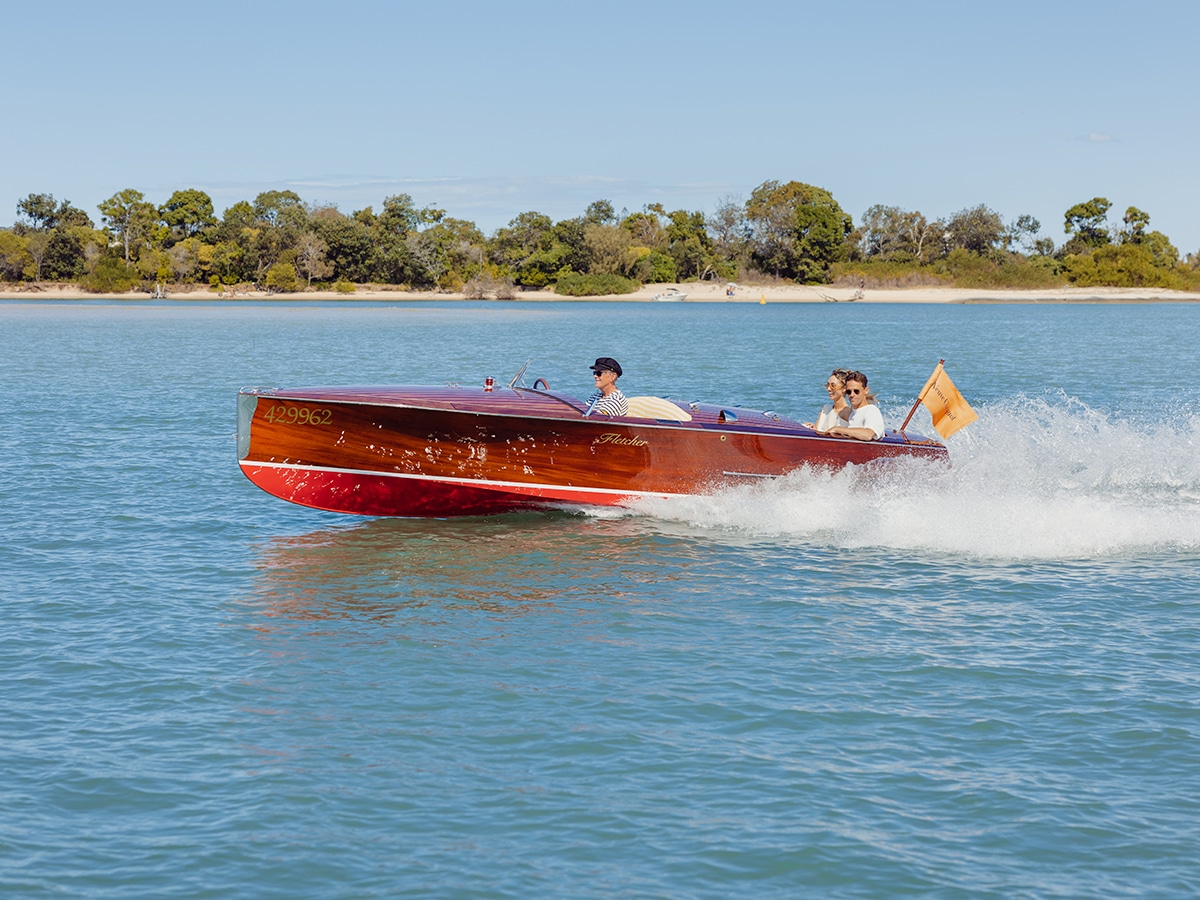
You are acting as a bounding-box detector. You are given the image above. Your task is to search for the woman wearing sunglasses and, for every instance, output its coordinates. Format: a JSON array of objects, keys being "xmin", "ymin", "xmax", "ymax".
[
  {"xmin": 807, "ymin": 368, "xmax": 853, "ymax": 432},
  {"xmin": 824, "ymin": 370, "xmax": 884, "ymax": 441}
]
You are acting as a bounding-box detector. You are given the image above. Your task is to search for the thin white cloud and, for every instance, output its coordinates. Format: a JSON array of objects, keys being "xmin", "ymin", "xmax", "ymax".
[{"xmin": 1085, "ymin": 132, "xmax": 1115, "ymax": 143}]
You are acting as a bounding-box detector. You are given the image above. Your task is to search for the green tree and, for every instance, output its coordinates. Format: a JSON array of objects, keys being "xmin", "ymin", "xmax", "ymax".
[
  {"xmin": 1005, "ymin": 214, "xmax": 1043, "ymax": 255},
  {"xmin": 264, "ymin": 260, "xmax": 300, "ymax": 292},
  {"xmin": 252, "ymin": 190, "xmax": 304, "ymax": 227},
  {"xmin": 378, "ymin": 193, "xmax": 423, "ymax": 235},
  {"xmin": 42, "ymin": 228, "xmax": 86, "ymax": 280},
  {"xmin": 645, "ymin": 250, "xmax": 678, "ymax": 282},
  {"xmin": 16, "ymin": 193, "xmax": 59, "ymax": 231},
  {"xmin": 0, "ymin": 231, "xmax": 32, "ymax": 280},
  {"xmin": 622, "ymin": 210, "xmax": 667, "ymax": 250},
  {"xmin": 489, "ymin": 211, "xmax": 569, "ymax": 287},
  {"xmin": 745, "ymin": 180, "xmax": 852, "ymax": 282},
  {"xmin": 367, "ymin": 194, "xmax": 443, "ymax": 284},
  {"xmin": 401, "ymin": 217, "xmax": 483, "ymax": 289},
  {"xmin": 208, "ymin": 241, "xmax": 244, "ymax": 284},
  {"xmin": 211, "ymin": 201, "xmax": 256, "ymax": 243},
  {"xmin": 169, "ymin": 238, "xmax": 203, "ymax": 282},
  {"xmin": 229, "ymin": 193, "xmax": 308, "ymax": 282},
  {"xmin": 367, "ymin": 231, "xmax": 411, "ymax": 284},
  {"xmin": 57, "ymin": 202, "xmax": 94, "ymax": 229},
  {"xmin": 663, "ymin": 208, "xmax": 719, "ymax": 280},
  {"xmin": 1121, "ymin": 206, "xmax": 1151, "ymax": 243},
  {"xmin": 858, "ymin": 204, "xmax": 940, "ymax": 262},
  {"xmin": 944, "ymin": 204, "xmax": 1005, "ymax": 255},
  {"xmin": 70, "ymin": 227, "xmax": 109, "ymax": 277},
  {"xmin": 1141, "ymin": 230, "xmax": 1179, "ymax": 268},
  {"xmin": 309, "ymin": 207, "xmax": 373, "ymax": 282},
  {"xmin": 1032, "ymin": 237, "xmax": 1057, "ymax": 257},
  {"xmin": 553, "ymin": 217, "xmax": 593, "ymax": 275},
  {"xmin": 583, "ymin": 199, "xmax": 616, "ymax": 226},
  {"xmin": 205, "ymin": 202, "xmax": 260, "ymax": 281},
  {"xmin": 98, "ymin": 188, "xmax": 159, "ymax": 262},
  {"xmin": 295, "ymin": 232, "xmax": 333, "ymax": 286},
  {"xmin": 583, "ymin": 223, "xmax": 632, "ymax": 275},
  {"xmin": 404, "ymin": 230, "xmax": 446, "ymax": 287},
  {"xmin": 14, "ymin": 194, "xmax": 92, "ymax": 234},
  {"xmin": 136, "ymin": 247, "xmax": 172, "ymax": 283},
  {"xmin": 160, "ymin": 189, "xmax": 217, "ymax": 241},
  {"xmin": 707, "ymin": 195, "xmax": 749, "ymax": 274},
  {"xmin": 81, "ymin": 256, "xmax": 138, "ymax": 293},
  {"xmin": 620, "ymin": 246, "xmax": 678, "ymax": 283},
  {"xmin": 416, "ymin": 202, "xmax": 446, "ymax": 230},
  {"xmin": 24, "ymin": 232, "xmax": 51, "ymax": 279},
  {"xmin": 858, "ymin": 204, "xmax": 904, "ymax": 259},
  {"xmin": 422, "ymin": 217, "xmax": 486, "ymax": 287},
  {"xmin": 1062, "ymin": 197, "xmax": 1112, "ymax": 250}
]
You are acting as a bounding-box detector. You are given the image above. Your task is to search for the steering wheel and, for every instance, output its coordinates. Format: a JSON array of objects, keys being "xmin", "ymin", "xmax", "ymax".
[{"xmin": 532, "ymin": 378, "xmax": 549, "ymax": 390}]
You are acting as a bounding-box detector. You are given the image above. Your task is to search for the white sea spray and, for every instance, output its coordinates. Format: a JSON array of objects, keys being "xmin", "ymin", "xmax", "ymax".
[{"xmin": 636, "ymin": 395, "xmax": 1200, "ymax": 560}]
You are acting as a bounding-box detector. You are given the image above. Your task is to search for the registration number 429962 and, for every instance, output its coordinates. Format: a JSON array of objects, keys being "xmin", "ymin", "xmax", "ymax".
[{"xmin": 262, "ymin": 405, "xmax": 333, "ymax": 425}]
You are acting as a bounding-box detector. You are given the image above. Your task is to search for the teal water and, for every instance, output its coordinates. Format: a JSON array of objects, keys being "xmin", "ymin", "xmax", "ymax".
[{"xmin": 2, "ymin": 299, "xmax": 1199, "ymax": 898}]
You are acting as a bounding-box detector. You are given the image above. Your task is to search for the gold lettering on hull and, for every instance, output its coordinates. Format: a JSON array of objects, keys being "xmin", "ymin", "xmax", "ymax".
[
  {"xmin": 262, "ymin": 405, "xmax": 334, "ymax": 426},
  {"xmin": 593, "ymin": 433, "xmax": 649, "ymax": 448}
]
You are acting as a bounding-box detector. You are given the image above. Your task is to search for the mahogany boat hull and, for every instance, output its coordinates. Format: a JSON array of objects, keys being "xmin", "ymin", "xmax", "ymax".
[{"xmin": 237, "ymin": 384, "xmax": 947, "ymax": 517}]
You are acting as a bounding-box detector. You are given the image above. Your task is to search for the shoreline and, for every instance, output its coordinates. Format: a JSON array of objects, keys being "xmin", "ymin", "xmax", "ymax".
[{"xmin": 2, "ymin": 283, "xmax": 1199, "ymax": 304}]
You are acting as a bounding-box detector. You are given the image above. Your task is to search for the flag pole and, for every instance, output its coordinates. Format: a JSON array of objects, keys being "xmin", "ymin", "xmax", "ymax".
[{"xmin": 899, "ymin": 358, "xmax": 944, "ymax": 433}]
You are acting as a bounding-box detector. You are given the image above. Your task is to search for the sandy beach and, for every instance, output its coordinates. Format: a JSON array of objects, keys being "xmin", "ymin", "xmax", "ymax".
[{"xmin": 2, "ymin": 282, "xmax": 1198, "ymax": 304}]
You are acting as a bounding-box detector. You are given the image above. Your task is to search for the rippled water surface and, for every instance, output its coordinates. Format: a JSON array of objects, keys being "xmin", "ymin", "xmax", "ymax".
[{"xmin": 2, "ymin": 299, "xmax": 1199, "ymax": 898}]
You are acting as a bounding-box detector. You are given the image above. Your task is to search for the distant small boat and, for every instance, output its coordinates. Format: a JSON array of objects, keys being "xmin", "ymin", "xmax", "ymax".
[{"xmin": 653, "ymin": 288, "xmax": 688, "ymax": 302}]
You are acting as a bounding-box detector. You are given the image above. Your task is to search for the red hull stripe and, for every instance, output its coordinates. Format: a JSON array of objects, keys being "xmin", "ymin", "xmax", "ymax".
[{"xmin": 239, "ymin": 460, "xmax": 687, "ymax": 516}]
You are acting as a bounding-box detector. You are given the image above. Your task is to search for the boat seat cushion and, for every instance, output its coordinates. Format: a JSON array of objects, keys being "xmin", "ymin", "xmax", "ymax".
[{"xmin": 624, "ymin": 396, "xmax": 692, "ymax": 421}]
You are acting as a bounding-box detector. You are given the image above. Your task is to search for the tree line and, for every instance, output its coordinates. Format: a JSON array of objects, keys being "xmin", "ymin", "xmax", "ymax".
[{"xmin": 1, "ymin": 182, "xmax": 1197, "ymax": 294}]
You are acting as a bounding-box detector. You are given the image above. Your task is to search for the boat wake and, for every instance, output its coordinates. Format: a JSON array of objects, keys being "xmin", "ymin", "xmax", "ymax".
[{"xmin": 632, "ymin": 395, "xmax": 1200, "ymax": 560}]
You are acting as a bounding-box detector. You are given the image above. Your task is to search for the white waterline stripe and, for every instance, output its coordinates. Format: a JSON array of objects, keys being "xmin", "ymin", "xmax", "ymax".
[{"xmin": 240, "ymin": 459, "xmax": 687, "ymax": 500}]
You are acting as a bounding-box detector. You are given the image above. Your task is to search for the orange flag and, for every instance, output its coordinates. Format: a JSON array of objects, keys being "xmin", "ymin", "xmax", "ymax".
[{"xmin": 919, "ymin": 363, "xmax": 978, "ymax": 439}]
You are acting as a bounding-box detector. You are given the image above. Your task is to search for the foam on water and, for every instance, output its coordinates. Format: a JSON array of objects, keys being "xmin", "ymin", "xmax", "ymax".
[{"xmin": 636, "ymin": 394, "xmax": 1200, "ymax": 560}]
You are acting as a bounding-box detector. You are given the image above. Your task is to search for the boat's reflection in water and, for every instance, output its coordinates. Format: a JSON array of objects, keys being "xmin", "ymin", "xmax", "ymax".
[{"xmin": 244, "ymin": 510, "xmax": 708, "ymax": 625}]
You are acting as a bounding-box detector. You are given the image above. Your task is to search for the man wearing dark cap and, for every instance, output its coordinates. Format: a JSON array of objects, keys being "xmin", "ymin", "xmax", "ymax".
[{"xmin": 585, "ymin": 357, "xmax": 628, "ymax": 416}]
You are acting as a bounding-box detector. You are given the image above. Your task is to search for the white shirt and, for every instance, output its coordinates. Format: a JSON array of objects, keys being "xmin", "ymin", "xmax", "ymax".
[
  {"xmin": 815, "ymin": 403, "xmax": 845, "ymax": 432},
  {"xmin": 848, "ymin": 403, "xmax": 885, "ymax": 439}
]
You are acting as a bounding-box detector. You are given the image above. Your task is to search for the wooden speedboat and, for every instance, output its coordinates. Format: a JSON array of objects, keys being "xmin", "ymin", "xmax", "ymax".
[{"xmin": 237, "ymin": 367, "xmax": 947, "ymax": 517}]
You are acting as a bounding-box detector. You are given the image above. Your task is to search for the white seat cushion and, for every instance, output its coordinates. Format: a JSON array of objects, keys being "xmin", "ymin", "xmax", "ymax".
[{"xmin": 624, "ymin": 396, "xmax": 692, "ymax": 421}]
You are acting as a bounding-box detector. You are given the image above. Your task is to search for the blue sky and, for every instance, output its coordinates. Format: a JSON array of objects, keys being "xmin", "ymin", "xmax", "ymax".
[{"xmin": 6, "ymin": 0, "xmax": 1198, "ymax": 253}]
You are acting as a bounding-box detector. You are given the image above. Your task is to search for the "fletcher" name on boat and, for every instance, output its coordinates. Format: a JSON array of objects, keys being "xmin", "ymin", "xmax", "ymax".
[{"xmin": 593, "ymin": 433, "xmax": 649, "ymax": 448}]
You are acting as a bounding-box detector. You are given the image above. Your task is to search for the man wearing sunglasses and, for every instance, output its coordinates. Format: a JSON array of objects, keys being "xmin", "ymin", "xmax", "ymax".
[
  {"xmin": 824, "ymin": 371, "xmax": 884, "ymax": 441},
  {"xmin": 584, "ymin": 357, "xmax": 629, "ymax": 417}
]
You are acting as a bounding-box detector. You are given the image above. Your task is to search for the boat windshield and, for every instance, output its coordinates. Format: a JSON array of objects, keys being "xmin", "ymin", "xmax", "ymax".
[{"xmin": 508, "ymin": 358, "xmax": 532, "ymax": 388}]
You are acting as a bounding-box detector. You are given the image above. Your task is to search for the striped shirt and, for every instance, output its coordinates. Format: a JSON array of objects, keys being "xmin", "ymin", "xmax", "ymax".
[{"xmin": 586, "ymin": 389, "xmax": 628, "ymax": 417}]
